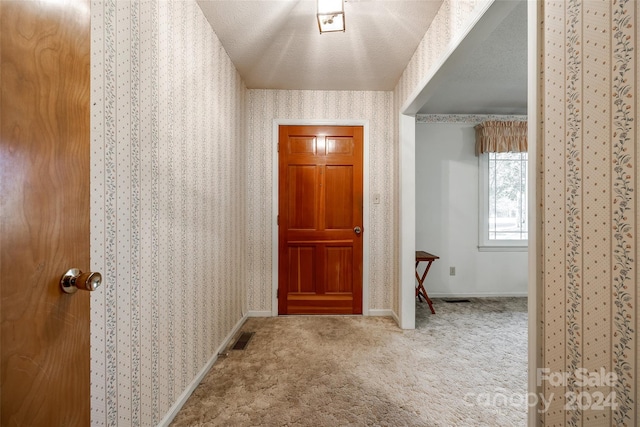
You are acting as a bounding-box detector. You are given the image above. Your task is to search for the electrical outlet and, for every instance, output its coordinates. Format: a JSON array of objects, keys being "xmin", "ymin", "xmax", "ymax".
[
  {"xmin": 373, "ymin": 193, "xmax": 381, "ymax": 204},
  {"xmin": 450, "ymin": 266, "xmax": 456, "ymax": 276}
]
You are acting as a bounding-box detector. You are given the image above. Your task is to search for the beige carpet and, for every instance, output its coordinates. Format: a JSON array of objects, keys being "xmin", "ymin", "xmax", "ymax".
[{"xmin": 171, "ymin": 298, "xmax": 528, "ymax": 426}]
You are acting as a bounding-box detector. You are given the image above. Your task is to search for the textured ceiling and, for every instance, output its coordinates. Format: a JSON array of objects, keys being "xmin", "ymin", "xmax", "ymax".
[
  {"xmin": 197, "ymin": 0, "xmax": 443, "ymax": 91},
  {"xmin": 197, "ymin": 0, "xmax": 528, "ymax": 114},
  {"xmin": 417, "ymin": 0, "xmax": 527, "ymax": 114}
]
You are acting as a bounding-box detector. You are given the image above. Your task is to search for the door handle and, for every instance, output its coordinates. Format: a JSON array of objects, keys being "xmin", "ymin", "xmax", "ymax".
[
  {"xmin": 60, "ymin": 268, "xmax": 102, "ymax": 294},
  {"xmin": 354, "ymin": 226, "xmax": 362, "ymax": 235}
]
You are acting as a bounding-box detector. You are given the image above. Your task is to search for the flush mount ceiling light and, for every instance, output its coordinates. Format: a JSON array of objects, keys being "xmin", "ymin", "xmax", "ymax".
[{"xmin": 317, "ymin": 0, "xmax": 345, "ymax": 34}]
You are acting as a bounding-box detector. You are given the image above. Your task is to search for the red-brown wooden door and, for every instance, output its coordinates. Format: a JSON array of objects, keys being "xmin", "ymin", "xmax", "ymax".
[
  {"xmin": 278, "ymin": 125, "xmax": 363, "ymax": 314},
  {"xmin": 1, "ymin": 0, "xmax": 92, "ymax": 424}
]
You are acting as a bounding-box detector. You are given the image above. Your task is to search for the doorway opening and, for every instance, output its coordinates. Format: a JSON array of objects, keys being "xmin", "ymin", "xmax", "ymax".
[{"xmin": 400, "ymin": 1, "xmax": 537, "ymax": 425}]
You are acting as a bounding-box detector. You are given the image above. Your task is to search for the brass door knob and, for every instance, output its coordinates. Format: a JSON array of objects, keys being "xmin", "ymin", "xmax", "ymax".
[{"xmin": 60, "ymin": 268, "xmax": 102, "ymax": 294}]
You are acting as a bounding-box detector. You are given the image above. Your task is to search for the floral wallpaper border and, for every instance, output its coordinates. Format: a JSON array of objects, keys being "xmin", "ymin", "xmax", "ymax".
[
  {"xmin": 610, "ymin": 0, "xmax": 636, "ymax": 423},
  {"xmin": 415, "ymin": 114, "xmax": 527, "ymax": 124},
  {"xmin": 564, "ymin": 0, "xmax": 583, "ymax": 424}
]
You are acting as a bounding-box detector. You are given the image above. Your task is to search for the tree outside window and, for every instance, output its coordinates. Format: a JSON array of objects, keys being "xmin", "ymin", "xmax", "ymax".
[{"xmin": 479, "ymin": 152, "xmax": 528, "ymax": 250}]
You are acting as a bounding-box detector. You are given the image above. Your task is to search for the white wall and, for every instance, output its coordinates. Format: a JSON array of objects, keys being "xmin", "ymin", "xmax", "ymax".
[{"xmin": 415, "ymin": 118, "xmax": 527, "ymax": 297}]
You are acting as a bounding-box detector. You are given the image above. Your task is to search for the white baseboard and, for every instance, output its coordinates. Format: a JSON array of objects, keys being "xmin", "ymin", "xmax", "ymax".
[
  {"xmin": 369, "ymin": 309, "xmax": 401, "ymax": 327},
  {"xmin": 158, "ymin": 313, "xmax": 248, "ymax": 427},
  {"xmin": 391, "ymin": 310, "xmax": 400, "ymax": 325},
  {"xmin": 247, "ymin": 310, "xmax": 273, "ymax": 317},
  {"xmin": 368, "ymin": 309, "xmax": 394, "ymax": 317},
  {"xmin": 428, "ymin": 292, "xmax": 528, "ymax": 298}
]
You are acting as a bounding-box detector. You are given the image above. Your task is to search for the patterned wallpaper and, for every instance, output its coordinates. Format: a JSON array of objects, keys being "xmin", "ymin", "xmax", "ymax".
[
  {"xmin": 539, "ymin": 0, "xmax": 638, "ymax": 425},
  {"xmin": 90, "ymin": 1, "xmax": 247, "ymax": 425},
  {"xmin": 246, "ymin": 90, "xmax": 395, "ymax": 313},
  {"xmin": 393, "ymin": 0, "xmax": 490, "ymax": 110}
]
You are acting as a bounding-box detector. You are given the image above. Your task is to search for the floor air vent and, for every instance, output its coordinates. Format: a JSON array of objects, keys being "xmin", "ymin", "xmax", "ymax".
[
  {"xmin": 232, "ymin": 332, "xmax": 254, "ymax": 350},
  {"xmin": 443, "ymin": 299, "xmax": 471, "ymax": 303}
]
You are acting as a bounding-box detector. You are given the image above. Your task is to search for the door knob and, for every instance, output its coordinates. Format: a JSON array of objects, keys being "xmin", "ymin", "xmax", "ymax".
[
  {"xmin": 60, "ymin": 268, "xmax": 102, "ymax": 294},
  {"xmin": 354, "ymin": 226, "xmax": 362, "ymax": 235}
]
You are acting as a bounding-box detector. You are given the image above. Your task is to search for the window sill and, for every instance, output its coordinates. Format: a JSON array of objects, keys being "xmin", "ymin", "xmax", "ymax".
[{"xmin": 478, "ymin": 245, "xmax": 528, "ymax": 252}]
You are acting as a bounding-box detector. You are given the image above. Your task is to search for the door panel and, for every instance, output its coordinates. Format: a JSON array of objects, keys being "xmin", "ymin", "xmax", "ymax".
[
  {"xmin": 325, "ymin": 246, "xmax": 353, "ymax": 293},
  {"xmin": 287, "ymin": 246, "xmax": 317, "ymax": 293},
  {"xmin": 287, "ymin": 165, "xmax": 318, "ymax": 229},
  {"xmin": 1, "ymin": 0, "xmax": 91, "ymax": 425},
  {"xmin": 278, "ymin": 125, "xmax": 363, "ymax": 315},
  {"xmin": 289, "ymin": 136, "xmax": 317, "ymax": 155},
  {"xmin": 324, "ymin": 166, "xmax": 353, "ymax": 229},
  {"xmin": 326, "ymin": 137, "xmax": 354, "ymax": 155}
]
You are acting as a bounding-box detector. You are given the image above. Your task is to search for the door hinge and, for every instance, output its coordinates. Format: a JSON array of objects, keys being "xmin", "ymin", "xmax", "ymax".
[
  {"xmin": 277, "ymin": 143, "xmax": 279, "ymax": 152},
  {"xmin": 277, "ymin": 215, "xmax": 279, "ymax": 225},
  {"xmin": 277, "ymin": 288, "xmax": 279, "ymax": 299}
]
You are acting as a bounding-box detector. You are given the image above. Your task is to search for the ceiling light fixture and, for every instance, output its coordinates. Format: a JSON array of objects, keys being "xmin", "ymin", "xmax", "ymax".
[{"xmin": 317, "ymin": 0, "xmax": 345, "ymax": 34}]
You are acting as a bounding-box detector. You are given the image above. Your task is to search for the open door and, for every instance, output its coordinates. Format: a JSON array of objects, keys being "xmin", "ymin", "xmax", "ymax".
[{"xmin": 1, "ymin": 0, "xmax": 94, "ymax": 424}]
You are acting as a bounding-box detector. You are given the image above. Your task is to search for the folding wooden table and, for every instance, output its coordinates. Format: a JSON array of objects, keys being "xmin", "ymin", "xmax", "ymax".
[{"xmin": 415, "ymin": 250, "xmax": 439, "ymax": 314}]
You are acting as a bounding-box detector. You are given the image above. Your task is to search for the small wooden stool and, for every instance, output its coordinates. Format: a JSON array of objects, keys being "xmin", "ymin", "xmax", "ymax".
[{"xmin": 415, "ymin": 250, "xmax": 439, "ymax": 314}]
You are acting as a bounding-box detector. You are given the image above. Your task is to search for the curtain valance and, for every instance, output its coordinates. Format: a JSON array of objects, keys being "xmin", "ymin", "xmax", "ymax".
[{"xmin": 474, "ymin": 121, "xmax": 528, "ymax": 155}]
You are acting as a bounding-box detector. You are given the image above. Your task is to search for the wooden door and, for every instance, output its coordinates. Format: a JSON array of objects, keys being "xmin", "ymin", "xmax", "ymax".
[
  {"xmin": 1, "ymin": 0, "xmax": 92, "ymax": 425},
  {"xmin": 278, "ymin": 125, "xmax": 363, "ymax": 315}
]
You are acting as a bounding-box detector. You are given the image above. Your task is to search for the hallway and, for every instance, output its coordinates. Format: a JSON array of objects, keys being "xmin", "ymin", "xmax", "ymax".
[{"xmin": 172, "ymin": 299, "xmax": 527, "ymax": 426}]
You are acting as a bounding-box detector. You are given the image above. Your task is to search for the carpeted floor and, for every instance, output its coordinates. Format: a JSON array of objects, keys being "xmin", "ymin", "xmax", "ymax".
[{"xmin": 171, "ymin": 298, "xmax": 528, "ymax": 426}]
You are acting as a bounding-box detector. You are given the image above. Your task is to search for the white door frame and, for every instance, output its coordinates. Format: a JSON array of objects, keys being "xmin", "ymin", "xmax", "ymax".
[
  {"xmin": 526, "ymin": 1, "xmax": 540, "ymax": 425},
  {"xmin": 398, "ymin": 114, "xmax": 416, "ymax": 329},
  {"xmin": 272, "ymin": 119, "xmax": 371, "ymax": 316}
]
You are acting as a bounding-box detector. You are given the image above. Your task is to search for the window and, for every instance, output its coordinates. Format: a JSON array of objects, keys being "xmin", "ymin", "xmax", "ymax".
[{"xmin": 478, "ymin": 152, "xmax": 528, "ymax": 250}]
